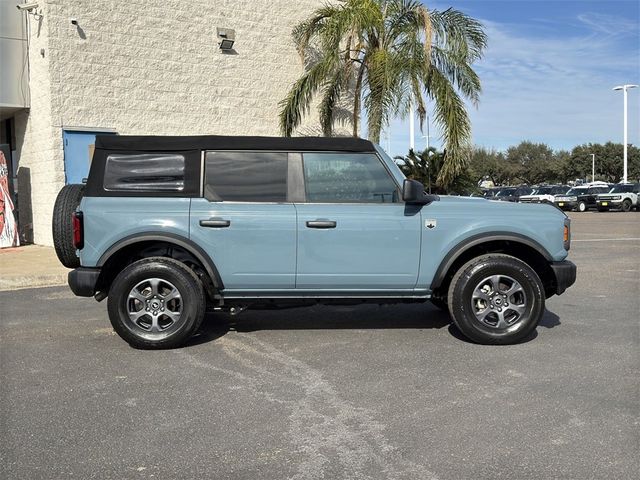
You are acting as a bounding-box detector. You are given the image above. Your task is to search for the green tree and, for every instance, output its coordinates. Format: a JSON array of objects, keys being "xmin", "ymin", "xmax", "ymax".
[
  {"xmin": 505, "ymin": 141, "xmax": 556, "ymax": 185},
  {"xmin": 279, "ymin": 0, "xmax": 487, "ymax": 187},
  {"xmin": 570, "ymin": 142, "xmax": 640, "ymax": 183},
  {"xmin": 468, "ymin": 146, "xmax": 511, "ymax": 185}
]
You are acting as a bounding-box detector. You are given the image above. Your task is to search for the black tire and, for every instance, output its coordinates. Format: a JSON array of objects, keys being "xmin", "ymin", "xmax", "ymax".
[
  {"xmin": 107, "ymin": 257, "xmax": 206, "ymax": 349},
  {"xmin": 577, "ymin": 201, "xmax": 587, "ymax": 212},
  {"xmin": 447, "ymin": 254, "xmax": 545, "ymax": 345},
  {"xmin": 621, "ymin": 199, "xmax": 632, "ymax": 212},
  {"xmin": 52, "ymin": 184, "xmax": 85, "ymax": 268}
]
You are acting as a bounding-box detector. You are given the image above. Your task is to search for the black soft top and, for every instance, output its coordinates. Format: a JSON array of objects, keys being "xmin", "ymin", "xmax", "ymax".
[{"xmin": 95, "ymin": 135, "xmax": 376, "ymax": 152}]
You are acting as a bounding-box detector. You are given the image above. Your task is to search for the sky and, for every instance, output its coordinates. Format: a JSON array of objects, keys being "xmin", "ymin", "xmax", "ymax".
[{"xmin": 382, "ymin": 0, "xmax": 640, "ymax": 157}]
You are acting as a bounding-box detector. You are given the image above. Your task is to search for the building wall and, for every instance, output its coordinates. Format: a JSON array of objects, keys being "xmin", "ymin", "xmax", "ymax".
[{"xmin": 16, "ymin": 0, "xmax": 331, "ymax": 246}]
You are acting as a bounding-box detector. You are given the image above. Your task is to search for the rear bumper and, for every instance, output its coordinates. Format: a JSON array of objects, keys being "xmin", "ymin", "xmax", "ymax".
[
  {"xmin": 68, "ymin": 267, "xmax": 101, "ymax": 297},
  {"xmin": 550, "ymin": 261, "xmax": 577, "ymax": 295}
]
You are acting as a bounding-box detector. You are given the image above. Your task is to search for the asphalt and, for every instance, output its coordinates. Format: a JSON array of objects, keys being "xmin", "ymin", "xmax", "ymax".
[{"xmin": 0, "ymin": 212, "xmax": 638, "ymax": 479}]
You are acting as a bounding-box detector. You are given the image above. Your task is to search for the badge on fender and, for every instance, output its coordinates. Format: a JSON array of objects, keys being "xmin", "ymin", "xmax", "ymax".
[{"xmin": 425, "ymin": 219, "xmax": 437, "ymax": 229}]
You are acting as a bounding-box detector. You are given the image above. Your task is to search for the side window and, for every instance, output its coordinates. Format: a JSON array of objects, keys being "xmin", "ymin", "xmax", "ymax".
[
  {"xmin": 104, "ymin": 153, "xmax": 185, "ymax": 191},
  {"xmin": 204, "ymin": 151, "xmax": 288, "ymax": 202},
  {"xmin": 302, "ymin": 153, "xmax": 398, "ymax": 203}
]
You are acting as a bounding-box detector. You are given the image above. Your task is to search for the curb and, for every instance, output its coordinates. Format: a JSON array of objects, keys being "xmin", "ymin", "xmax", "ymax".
[{"xmin": 0, "ymin": 274, "xmax": 69, "ymax": 292}]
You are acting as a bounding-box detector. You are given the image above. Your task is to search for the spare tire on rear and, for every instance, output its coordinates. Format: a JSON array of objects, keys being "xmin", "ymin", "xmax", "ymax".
[{"xmin": 52, "ymin": 184, "xmax": 85, "ymax": 268}]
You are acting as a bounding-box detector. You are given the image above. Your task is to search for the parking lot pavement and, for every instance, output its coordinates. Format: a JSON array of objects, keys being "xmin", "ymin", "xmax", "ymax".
[{"xmin": 1, "ymin": 212, "xmax": 638, "ymax": 480}]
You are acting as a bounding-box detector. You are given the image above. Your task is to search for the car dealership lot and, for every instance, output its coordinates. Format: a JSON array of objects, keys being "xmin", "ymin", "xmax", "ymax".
[{"xmin": 1, "ymin": 212, "xmax": 638, "ymax": 480}]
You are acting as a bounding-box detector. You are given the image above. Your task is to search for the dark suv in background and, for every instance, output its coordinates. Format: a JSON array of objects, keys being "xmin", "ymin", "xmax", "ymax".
[
  {"xmin": 554, "ymin": 185, "xmax": 611, "ymax": 212},
  {"xmin": 494, "ymin": 186, "xmax": 533, "ymax": 202}
]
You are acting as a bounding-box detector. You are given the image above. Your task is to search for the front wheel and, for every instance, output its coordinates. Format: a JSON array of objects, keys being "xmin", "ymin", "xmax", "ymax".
[
  {"xmin": 621, "ymin": 199, "xmax": 632, "ymax": 212},
  {"xmin": 447, "ymin": 254, "xmax": 545, "ymax": 345},
  {"xmin": 107, "ymin": 257, "xmax": 206, "ymax": 349},
  {"xmin": 577, "ymin": 201, "xmax": 587, "ymax": 212}
]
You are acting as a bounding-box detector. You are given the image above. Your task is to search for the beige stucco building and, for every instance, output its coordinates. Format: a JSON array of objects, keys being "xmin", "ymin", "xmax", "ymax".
[{"xmin": 1, "ymin": 0, "xmax": 327, "ymax": 246}]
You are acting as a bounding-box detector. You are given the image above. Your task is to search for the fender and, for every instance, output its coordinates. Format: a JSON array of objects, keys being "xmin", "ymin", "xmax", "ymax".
[
  {"xmin": 97, "ymin": 232, "xmax": 224, "ymax": 289},
  {"xmin": 430, "ymin": 232, "xmax": 553, "ymax": 290}
]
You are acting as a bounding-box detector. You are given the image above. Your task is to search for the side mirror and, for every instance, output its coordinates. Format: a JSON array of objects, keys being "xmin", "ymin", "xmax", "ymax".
[
  {"xmin": 402, "ymin": 179, "xmax": 439, "ymax": 204},
  {"xmin": 402, "ymin": 179, "xmax": 424, "ymax": 202}
]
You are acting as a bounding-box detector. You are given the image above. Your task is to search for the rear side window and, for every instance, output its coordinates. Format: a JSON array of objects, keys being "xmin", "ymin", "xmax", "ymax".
[
  {"xmin": 302, "ymin": 153, "xmax": 398, "ymax": 203},
  {"xmin": 204, "ymin": 152, "xmax": 288, "ymax": 202},
  {"xmin": 104, "ymin": 153, "xmax": 185, "ymax": 191}
]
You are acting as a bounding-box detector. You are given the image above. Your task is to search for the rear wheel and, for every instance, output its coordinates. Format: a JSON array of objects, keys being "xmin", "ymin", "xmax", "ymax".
[
  {"xmin": 52, "ymin": 184, "xmax": 85, "ymax": 268},
  {"xmin": 107, "ymin": 257, "xmax": 206, "ymax": 349},
  {"xmin": 621, "ymin": 199, "xmax": 632, "ymax": 212},
  {"xmin": 447, "ymin": 254, "xmax": 545, "ymax": 345}
]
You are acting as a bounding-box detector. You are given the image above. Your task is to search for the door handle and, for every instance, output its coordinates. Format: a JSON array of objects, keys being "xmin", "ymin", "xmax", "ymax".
[
  {"xmin": 200, "ymin": 218, "xmax": 231, "ymax": 228},
  {"xmin": 306, "ymin": 220, "xmax": 337, "ymax": 229}
]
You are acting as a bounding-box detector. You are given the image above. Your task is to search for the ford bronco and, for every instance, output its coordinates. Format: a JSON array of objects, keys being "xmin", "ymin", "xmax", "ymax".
[{"xmin": 52, "ymin": 135, "xmax": 576, "ymax": 348}]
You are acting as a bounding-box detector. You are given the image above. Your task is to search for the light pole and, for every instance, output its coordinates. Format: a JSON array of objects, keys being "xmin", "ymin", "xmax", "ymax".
[
  {"xmin": 613, "ymin": 84, "xmax": 638, "ymax": 183},
  {"xmin": 409, "ymin": 98, "xmax": 415, "ymax": 151},
  {"xmin": 590, "ymin": 153, "xmax": 595, "ymax": 182}
]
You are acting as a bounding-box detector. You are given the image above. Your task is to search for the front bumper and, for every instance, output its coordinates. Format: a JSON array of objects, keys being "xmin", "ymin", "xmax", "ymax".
[
  {"xmin": 550, "ymin": 261, "xmax": 577, "ymax": 295},
  {"xmin": 596, "ymin": 200, "xmax": 621, "ymax": 209},
  {"xmin": 555, "ymin": 201, "xmax": 576, "ymax": 211},
  {"xmin": 68, "ymin": 267, "xmax": 101, "ymax": 297}
]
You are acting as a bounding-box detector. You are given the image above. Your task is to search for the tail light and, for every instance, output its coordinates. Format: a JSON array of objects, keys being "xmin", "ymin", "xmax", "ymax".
[
  {"xmin": 73, "ymin": 211, "xmax": 84, "ymax": 249},
  {"xmin": 563, "ymin": 219, "xmax": 571, "ymax": 250}
]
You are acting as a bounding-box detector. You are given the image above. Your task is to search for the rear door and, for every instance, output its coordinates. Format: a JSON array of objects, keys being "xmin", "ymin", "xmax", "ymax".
[
  {"xmin": 190, "ymin": 151, "xmax": 297, "ymax": 290},
  {"xmin": 294, "ymin": 152, "xmax": 422, "ymax": 290}
]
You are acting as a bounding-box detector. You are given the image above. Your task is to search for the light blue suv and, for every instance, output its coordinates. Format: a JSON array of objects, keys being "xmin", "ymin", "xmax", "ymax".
[{"xmin": 52, "ymin": 135, "xmax": 576, "ymax": 348}]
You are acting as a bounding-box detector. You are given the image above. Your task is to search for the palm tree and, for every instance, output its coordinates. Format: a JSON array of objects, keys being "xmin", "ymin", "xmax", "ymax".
[
  {"xmin": 395, "ymin": 147, "xmax": 479, "ymax": 195},
  {"xmin": 279, "ymin": 0, "xmax": 487, "ymax": 187},
  {"xmin": 394, "ymin": 147, "xmax": 440, "ymax": 193}
]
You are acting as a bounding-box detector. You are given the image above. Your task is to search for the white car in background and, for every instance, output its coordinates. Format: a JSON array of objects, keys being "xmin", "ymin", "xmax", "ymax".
[
  {"xmin": 596, "ymin": 183, "xmax": 640, "ymax": 212},
  {"xmin": 519, "ymin": 185, "xmax": 570, "ymax": 204}
]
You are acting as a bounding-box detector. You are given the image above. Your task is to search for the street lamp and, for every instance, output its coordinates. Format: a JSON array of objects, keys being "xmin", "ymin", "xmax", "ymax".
[
  {"xmin": 590, "ymin": 153, "xmax": 595, "ymax": 183},
  {"xmin": 613, "ymin": 84, "xmax": 638, "ymax": 183}
]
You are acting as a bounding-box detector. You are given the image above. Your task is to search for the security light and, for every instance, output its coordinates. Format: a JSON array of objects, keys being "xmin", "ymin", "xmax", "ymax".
[
  {"xmin": 217, "ymin": 27, "xmax": 235, "ymax": 50},
  {"xmin": 16, "ymin": 2, "xmax": 38, "ymax": 11}
]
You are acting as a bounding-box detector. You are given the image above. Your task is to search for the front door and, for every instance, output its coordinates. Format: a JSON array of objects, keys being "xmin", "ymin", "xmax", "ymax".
[
  {"xmin": 190, "ymin": 151, "xmax": 297, "ymax": 290},
  {"xmin": 63, "ymin": 130, "xmax": 116, "ymax": 184},
  {"xmin": 295, "ymin": 152, "xmax": 422, "ymax": 290}
]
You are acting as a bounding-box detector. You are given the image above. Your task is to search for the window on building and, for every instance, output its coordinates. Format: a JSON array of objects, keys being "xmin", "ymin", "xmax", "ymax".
[
  {"xmin": 302, "ymin": 153, "xmax": 398, "ymax": 203},
  {"xmin": 204, "ymin": 152, "xmax": 288, "ymax": 202},
  {"xmin": 103, "ymin": 153, "xmax": 185, "ymax": 191}
]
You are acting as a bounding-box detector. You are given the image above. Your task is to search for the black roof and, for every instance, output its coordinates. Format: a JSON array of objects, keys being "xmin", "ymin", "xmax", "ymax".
[{"xmin": 95, "ymin": 135, "xmax": 376, "ymax": 152}]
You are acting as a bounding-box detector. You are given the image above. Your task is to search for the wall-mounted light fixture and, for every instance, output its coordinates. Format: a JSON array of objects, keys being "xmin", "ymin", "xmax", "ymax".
[
  {"xmin": 216, "ymin": 27, "xmax": 235, "ymax": 50},
  {"xmin": 16, "ymin": 2, "xmax": 42, "ymax": 19}
]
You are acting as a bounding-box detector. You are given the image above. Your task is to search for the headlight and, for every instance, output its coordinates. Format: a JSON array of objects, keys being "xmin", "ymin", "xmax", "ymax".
[
  {"xmin": 613, "ymin": 195, "xmax": 621, "ymax": 200},
  {"xmin": 569, "ymin": 196, "xmax": 577, "ymax": 201}
]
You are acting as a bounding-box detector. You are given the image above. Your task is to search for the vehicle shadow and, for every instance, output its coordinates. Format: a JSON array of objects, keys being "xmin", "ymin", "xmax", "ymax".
[
  {"xmin": 185, "ymin": 303, "xmax": 452, "ymax": 348},
  {"xmin": 447, "ymin": 309, "xmax": 561, "ymax": 345},
  {"xmin": 186, "ymin": 305, "xmax": 561, "ymax": 348}
]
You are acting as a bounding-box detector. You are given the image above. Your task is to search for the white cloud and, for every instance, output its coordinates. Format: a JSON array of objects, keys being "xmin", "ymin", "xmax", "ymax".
[{"xmin": 384, "ymin": 10, "xmax": 640, "ymax": 157}]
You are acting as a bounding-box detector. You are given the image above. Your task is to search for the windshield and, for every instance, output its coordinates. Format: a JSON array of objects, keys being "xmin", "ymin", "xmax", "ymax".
[
  {"xmin": 565, "ymin": 187, "xmax": 587, "ymax": 195},
  {"xmin": 534, "ymin": 186, "xmax": 554, "ymax": 195},
  {"xmin": 496, "ymin": 188, "xmax": 516, "ymax": 197},
  {"xmin": 609, "ymin": 184, "xmax": 634, "ymax": 193}
]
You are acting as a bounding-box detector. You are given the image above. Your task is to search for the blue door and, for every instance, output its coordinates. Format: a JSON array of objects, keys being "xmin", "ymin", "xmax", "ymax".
[
  {"xmin": 295, "ymin": 152, "xmax": 422, "ymax": 290},
  {"xmin": 190, "ymin": 151, "xmax": 297, "ymax": 290},
  {"xmin": 63, "ymin": 130, "xmax": 116, "ymax": 184}
]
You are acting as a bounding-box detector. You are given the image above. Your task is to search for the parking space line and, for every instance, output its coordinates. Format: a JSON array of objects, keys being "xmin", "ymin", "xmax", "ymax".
[{"xmin": 573, "ymin": 238, "xmax": 640, "ymax": 242}]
